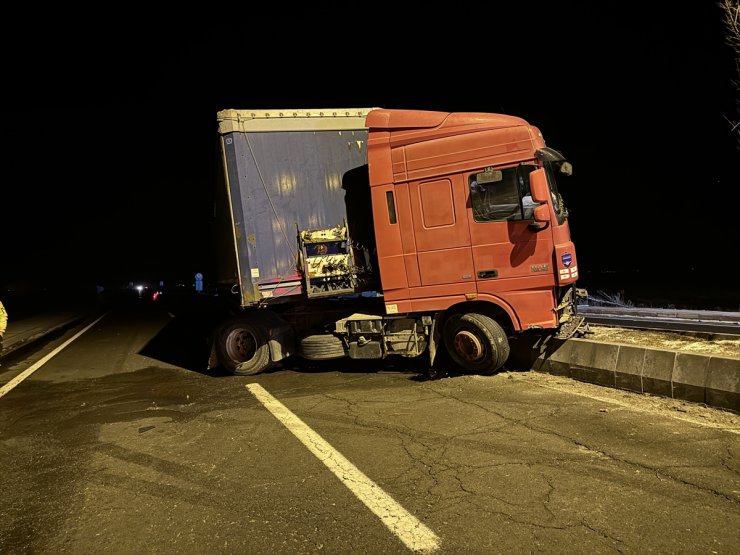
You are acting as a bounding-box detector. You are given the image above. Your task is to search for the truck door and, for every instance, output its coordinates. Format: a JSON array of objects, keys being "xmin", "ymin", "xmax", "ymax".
[
  {"xmin": 466, "ymin": 165, "xmax": 555, "ymax": 290},
  {"xmin": 408, "ymin": 175, "xmax": 474, "ymax": 286}
]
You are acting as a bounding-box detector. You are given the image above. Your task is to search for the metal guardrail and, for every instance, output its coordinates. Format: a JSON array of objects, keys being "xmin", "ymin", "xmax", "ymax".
[{"xmin": 577, "ymin": 305, "xmax": 740, "ymax": 335}]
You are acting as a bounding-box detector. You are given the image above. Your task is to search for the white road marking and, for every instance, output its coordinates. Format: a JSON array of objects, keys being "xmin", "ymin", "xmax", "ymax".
[
  {"xmin": 0, "ymin": 313, "xmax": 108, "ymax": 399},
  {"xmin": 246, "ymin": 383, "xmax": 440, "ymax": 554}
]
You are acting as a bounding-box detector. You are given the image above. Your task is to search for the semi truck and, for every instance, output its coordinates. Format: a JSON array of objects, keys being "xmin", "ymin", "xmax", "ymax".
[{"xmin": 208, "ymin": 107, "xmax": 586, "ymax": 376}]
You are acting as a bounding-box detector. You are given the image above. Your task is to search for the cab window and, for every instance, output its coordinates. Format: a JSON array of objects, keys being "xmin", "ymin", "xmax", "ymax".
[{"xmin": 469, "ymin": 165, "xmax": 537, "ymax": 222}]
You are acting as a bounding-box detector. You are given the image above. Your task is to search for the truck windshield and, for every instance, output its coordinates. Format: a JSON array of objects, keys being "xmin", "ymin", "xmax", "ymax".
[
  {"xmin": 535, "ymin": 147, "xmax": 572, "ymax": 225},
  {"xmin": 544, "ymin": 160, "xmax": 569, "ymax": 225}
]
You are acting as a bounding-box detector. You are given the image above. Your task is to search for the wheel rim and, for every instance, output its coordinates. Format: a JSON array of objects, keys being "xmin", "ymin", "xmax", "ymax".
[
  {"xmin": 225, "ymin": 329, "xmax": 256, "ymax": 362},
  {"xmin": 453, "ymin": 330, "xmax": 485, "ymax": 362}
]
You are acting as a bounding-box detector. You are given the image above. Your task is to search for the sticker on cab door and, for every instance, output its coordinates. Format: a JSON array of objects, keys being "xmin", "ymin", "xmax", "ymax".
[{"xmin": 561, "ymin": 253, "xmax": 573, "ymax": 268}]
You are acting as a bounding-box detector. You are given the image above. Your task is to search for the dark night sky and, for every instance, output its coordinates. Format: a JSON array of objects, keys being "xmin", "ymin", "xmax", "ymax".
[{"xmin": 2, "ymin": 3, "xmax": 738, "ymax": 305}]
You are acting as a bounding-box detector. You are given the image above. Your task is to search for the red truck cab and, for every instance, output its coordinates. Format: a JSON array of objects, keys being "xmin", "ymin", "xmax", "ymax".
[{"xmin": 365, "ymin": 109, "xmax": 583, "ymax": 372}]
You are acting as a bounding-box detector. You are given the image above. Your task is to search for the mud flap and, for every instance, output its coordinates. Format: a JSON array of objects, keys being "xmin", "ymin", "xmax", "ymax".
[
  {"xmin": 207, "ymin": 330, "xmax": 220, "ymax": 370},
  {"xmin": 428, "ymin": 313, "xmax": 442, "ymax": 366}
]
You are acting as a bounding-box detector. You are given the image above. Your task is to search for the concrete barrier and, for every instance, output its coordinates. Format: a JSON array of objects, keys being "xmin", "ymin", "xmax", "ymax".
[{"xmin": 509, "ymin": 334, "xmax": 740, "ymax": 413}]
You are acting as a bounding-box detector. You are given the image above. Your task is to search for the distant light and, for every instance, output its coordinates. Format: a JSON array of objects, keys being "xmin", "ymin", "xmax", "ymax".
[{"xmin": 136, "ymin": 285, "xmax": 143, "ymax": 292}]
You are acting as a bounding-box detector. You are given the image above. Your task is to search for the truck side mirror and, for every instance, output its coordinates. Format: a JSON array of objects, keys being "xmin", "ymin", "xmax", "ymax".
[
  {"xmin": 559, "ymin": 161, "xmax": 573, "ymax": 176},
  {"xmin": 529, "ymin": 168, "xmax": 549, "ymax": 204},
  {"xmin": 533, "ymin": 204, "xmax": 549, "ymax": 222},
  {"xmin": 528, "ymin": 204, "xmax": 551, "ymax": 231},
  {"xmin": 528, "ymin": 168, "xmax": 551, "ymax": 231}
]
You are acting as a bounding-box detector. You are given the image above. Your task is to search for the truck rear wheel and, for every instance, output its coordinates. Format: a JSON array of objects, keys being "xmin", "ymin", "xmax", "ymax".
[
  {"xmin": 443, "ymin": 313, "xmax": 510, "ymax": 375},
  {"xmin": 298, "ymin": 334, "xmax": 347, "ymax": 360},
  {"xmin": 216, "ymin": 320, "xmax": 273, "ymax": 375}
]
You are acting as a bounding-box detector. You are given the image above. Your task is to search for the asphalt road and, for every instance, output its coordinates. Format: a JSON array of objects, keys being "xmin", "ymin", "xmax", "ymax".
[{"xmin": 0, "ymin": 300, "xmax": 738, "ymax": 554}]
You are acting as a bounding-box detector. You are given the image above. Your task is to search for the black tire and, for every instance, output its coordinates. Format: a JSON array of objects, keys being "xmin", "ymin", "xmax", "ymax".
[
  {"xmin": 215, "ymin": 320, "xmax": 273, "ymax": 375},
  {"xmin": 442, "ymin": 313, "xmax": 510, "ymax": 375},
  {"xmin": 298, "ymin": 333, "xmax": 347, "ymax": 360}
]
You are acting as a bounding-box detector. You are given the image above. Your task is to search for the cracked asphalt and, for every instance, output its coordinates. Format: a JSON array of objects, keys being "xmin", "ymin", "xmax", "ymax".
[{"xmin": 0, "ymin": 300, "xmax": 738, "ymax": 554}]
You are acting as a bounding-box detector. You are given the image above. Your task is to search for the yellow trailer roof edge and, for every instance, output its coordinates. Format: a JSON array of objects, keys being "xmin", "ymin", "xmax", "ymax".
[{"xmin": 217, "ymin": 108, "xmax": 380, "ymax": 133}]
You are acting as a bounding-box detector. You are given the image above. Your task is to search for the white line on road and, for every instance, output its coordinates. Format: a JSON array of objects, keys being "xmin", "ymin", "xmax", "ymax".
[
  {"xmin": 245, "ymin": 383, "xmax": 440, "ymax": 554},
  {"xmin": 0, "ymin": 313, "xmax": 108, "ymax": 399}
]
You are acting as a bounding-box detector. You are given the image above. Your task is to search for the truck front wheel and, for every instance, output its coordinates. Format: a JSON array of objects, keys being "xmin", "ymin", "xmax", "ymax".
[
  {"xmin": 216, "ymin": 320, "xmax": 273, "ymax": 375},
  {"xmin": 443, "ymin": 313, "xmax": 510, "ymax": 375}
]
